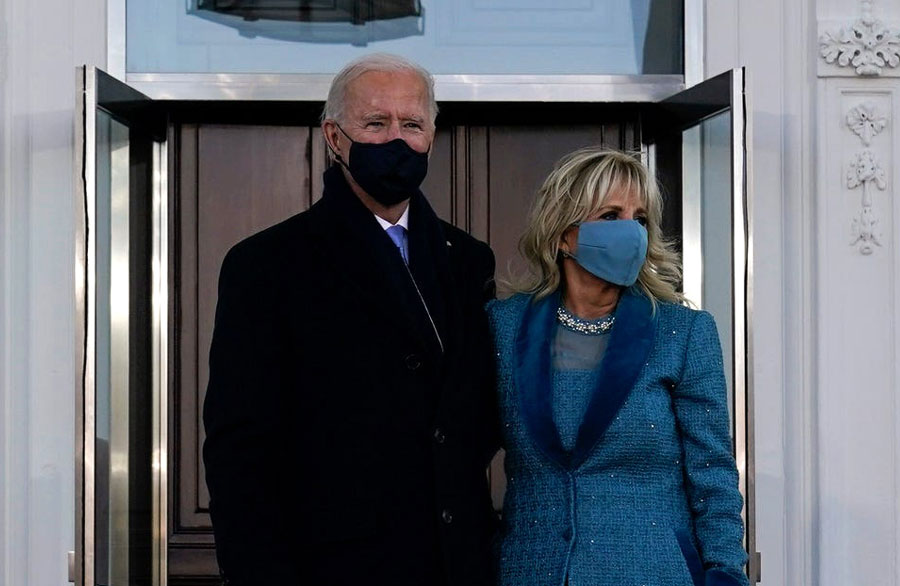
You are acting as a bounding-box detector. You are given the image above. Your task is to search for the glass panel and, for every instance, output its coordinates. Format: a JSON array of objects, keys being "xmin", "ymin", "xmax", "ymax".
[
  {"xmin": 93, "ymin": 109, "xmax": 154, "ymax": 586},
  {"xmin": 682, "ymin": 110, "xmax": 734, "ymax": 424},
  {"xmin": 126, "ymin": 0, "xmax": 682, "ymax": 75}
]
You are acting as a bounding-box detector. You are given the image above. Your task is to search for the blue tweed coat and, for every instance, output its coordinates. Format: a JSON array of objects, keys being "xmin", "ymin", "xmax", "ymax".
[{"xmin": 487, "ymin": 290, "xmax": 748, "ymax": 586}]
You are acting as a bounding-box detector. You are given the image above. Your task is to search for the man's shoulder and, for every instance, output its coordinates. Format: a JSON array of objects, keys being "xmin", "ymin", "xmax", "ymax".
[
  {"xmin": 226, "ymin": 209, "xmax": 316, "ymax": 261},
  {"xmin": 439, "ymin": 220, "xmax": 493, "ymax": 260},
  {"xmin": 219, "ymin": 209, "xmax": 322, "ymax": 283}
]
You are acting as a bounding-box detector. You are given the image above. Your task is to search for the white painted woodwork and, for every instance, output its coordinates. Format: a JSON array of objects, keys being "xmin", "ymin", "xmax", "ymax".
[
  {"xmin": 0, "ymin": 0, "xmax": 107, "ymax": 584},
  {"xmin": 817, "ymin": 77, "xmax": 900, "ymax": 586},
  {"xmin": 814, "ymin": 1, "xmax": 900, "ymax": 585}
]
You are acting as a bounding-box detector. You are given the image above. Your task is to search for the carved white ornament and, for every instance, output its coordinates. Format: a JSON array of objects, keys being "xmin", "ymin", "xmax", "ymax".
[
  {"xmin": 850, "ymin": 206, "xmax": 882, "ymax": 254},
  {"xmin": 846, "ymin": 149, "xmax": 887, "ymax": 254},
  {"xmin": 846, "ymin": 102, "xmax": 887, "ymax": 145},
  {"xmin": 820, "ymin": 0, "xmax": 900, "ymax": 76}
]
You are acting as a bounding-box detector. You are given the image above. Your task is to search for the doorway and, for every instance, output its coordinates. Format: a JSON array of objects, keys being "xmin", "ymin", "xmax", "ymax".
[{"xmin": 76, "ymin": 67, "xmax": 753, "ymax": 585}]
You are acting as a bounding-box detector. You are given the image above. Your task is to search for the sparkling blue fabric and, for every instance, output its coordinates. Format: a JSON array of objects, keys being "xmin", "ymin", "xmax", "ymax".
[
  {"xmin": 488, "ymin": 294, "xmax": 749, "ymax": 586},
  {"xmin": 385, "ymin": 224, "xmax": 409, "ymax": 264}
]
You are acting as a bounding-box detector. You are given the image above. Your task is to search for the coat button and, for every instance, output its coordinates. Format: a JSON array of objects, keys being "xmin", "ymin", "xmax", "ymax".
[
  {"xmin": 405, "ymin": 354, "xmax": 421, "ymax": 370},
  {"xmin": 441, "ymin": 509, "xmax": 453, "ymax": 524},
  {"xmin": 433, "ymin": 427, "xmax": 446, "ymax": 444}
]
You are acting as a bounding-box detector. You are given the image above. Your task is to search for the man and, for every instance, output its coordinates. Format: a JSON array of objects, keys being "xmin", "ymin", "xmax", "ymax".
[{"xmin": 203, "ymin": 54, "xmax": 499, "ymax": 586}]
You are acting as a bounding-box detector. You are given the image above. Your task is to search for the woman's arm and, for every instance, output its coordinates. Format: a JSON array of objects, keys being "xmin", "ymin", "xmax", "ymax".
[{"xmin": 673, "ymin": 310, "xmax": 750, "ymax": 586}]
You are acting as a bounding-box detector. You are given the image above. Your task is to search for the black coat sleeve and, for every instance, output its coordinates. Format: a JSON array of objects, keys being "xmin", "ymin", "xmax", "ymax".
[
  {"xmin": 202, "ymin": 245, "xmax": 295, "ymax": 585},
  {"xmin": 471, "ymin": 241, "xmax": 501, "ymax": 467}
]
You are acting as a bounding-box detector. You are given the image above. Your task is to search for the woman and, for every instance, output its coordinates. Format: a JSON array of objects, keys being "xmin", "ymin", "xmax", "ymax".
[{"xmin": 488, "ymin": 148, "xmax": 749, "ymax": 586}]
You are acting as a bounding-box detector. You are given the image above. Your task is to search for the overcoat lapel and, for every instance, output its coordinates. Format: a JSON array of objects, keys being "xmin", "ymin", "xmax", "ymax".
[
  {"xmin": 571, "ymin": 290, "xmax": 656, "ymax": 467},
  {"xmin": 406, "ymin": 192, "xmax": 453, "ymax": 357},
  {"xmin": 515, "ymin": 291, "xmax": 569, "ymax": 467},
  {"xmin": 307, "ymin": 166, "xmax": 442, "ymax": 357},
  {"xmin": 515, "ymin": 288, "xmax": 657, "ymax": 470}
]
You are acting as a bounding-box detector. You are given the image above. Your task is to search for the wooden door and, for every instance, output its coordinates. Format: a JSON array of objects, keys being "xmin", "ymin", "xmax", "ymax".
[{"xmin": 168, "ymin": 108, "xmax": 640, "ymax": 584}]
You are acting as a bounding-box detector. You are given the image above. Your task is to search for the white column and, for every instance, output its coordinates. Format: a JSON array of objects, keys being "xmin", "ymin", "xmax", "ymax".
[
  {"xmin": 816, "ymin": 1, "xmax": 900, "ymax": 584},
  {"xmin": 0, "ymin": 0, "xmax": 106, "ymax": 583},
  {"xmin": 704, "ymin": 0, "xmax": 818, "ymax": 584}
]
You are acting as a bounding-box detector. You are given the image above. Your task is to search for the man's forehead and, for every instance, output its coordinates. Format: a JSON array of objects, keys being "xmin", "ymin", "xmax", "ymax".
[{"xmin": 346, "ymin": 71, "xmax": 427, "ymax": 102}]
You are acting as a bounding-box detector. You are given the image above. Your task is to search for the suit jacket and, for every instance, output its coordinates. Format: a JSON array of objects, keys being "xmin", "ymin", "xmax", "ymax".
[
  {"xmin": 487, "ymin": 291, "xmax": 748, "ymax": 586},
  {"xmin": 203, "ymin": 166, "xmax": 499, "ymax": 586}
]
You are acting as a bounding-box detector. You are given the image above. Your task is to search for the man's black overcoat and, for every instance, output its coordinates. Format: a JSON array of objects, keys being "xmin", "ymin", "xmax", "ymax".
[{"xmin": 203, "ymin": 166, "xmax": 499, "ymax": 586}]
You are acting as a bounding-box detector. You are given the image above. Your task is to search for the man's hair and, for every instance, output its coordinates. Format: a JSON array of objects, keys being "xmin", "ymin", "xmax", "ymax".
[{"xmin": 322, "ymin": 53, "xmax": 438, "ymax": 126}]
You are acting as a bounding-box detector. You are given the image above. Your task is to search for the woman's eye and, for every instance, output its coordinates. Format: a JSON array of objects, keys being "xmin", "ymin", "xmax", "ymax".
[
  {"xmin": 600, "ymin": 211, "xmax": 618, "ymax": 221},
  {"xmin": 635, "ymin": 216, "xmax": 648, "ymax": 226}
]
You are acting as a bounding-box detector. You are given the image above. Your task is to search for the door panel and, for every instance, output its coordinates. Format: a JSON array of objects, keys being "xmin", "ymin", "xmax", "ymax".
[
  {"xmin": 170, "ymin": 124, "xmax": 313, "ymax": 582},
  {"xmin": 169, "ymin": 116, "xmax": 639, "ymax": 582},
  {"xmin": 195, "ymin": 124, "xmax": 311, "ymax": 504},
  {"xmin": 76, "ymin": 66, "xmax": 167, "ymax": 586},
  {"xmin": 644, "ymin": 68, "xmax": 756, "ymax": 582}
]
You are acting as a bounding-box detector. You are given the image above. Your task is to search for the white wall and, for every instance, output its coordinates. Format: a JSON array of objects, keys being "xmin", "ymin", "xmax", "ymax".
[
  {"xmin": 0, "ymin": 0, "xmax": 106, "ymax": 584},
  {"xmin": 707, "ymin": 0, "xmax": 900, "ymax": 584},
  {"xmin": 815, "ymin": 1, "xmax": 900, "ymax": 584},
  {"xmin": 705, "ymin": 0, "xmax": 817, "ymax": 584}
]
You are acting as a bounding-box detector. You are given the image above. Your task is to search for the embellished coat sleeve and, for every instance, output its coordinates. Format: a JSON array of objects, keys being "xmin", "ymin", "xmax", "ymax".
[{"xmin": 672, "ymin": 310, "xmax": 749, "ymax": 586}]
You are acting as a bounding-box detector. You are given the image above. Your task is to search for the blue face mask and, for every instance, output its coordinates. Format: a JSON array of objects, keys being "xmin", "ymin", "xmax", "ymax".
[{"xmin": 566, "ymin": 219, "xmax": 648, "ymax": 286}]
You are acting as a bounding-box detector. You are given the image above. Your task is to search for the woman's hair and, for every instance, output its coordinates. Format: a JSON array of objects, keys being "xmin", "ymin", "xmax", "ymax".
[
  {"xmin": 512, "ymin": 147, "xmax": 684, "ymax": 306},
  {"xmin": 322, "ymin": 53, "xmax": 438, "ymax": 126}
]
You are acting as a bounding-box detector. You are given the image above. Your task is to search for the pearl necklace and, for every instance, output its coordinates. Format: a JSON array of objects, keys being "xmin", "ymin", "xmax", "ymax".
[{"xmin": 556, "ymin": 305, "xmax": 615, "ymax": 335}]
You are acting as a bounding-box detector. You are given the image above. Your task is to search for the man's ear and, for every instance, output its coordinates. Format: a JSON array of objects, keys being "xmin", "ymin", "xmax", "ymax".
[{"xmin": 322, "ymin": 120, "xmax": 342, "ymax": 161}]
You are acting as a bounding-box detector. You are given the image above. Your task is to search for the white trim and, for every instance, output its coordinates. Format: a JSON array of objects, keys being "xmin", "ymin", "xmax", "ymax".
[
  {"xmin": 107, "ymin": 0, "xmax": 125, "ymax": 79},
  {"xmin": 893, "ymin": 79, "xmax": 900, "ymax": 586},
  {"xmin": 125, "ymin": 73, "xmax": 685, "ymax": 103},
  {"xmin": 684, "ymin": 0, "xmax": 706, "ymax": 87},
  {"xmin": 782, "ymin": 0, "xmax": 819, "ymax": 583},
  {"xmin": 1, "ymin": 2, "xmax": 31, "ymax": 584},
  {"xmin": 0, "ymin": 1, "xmax": 25, "ymax": 584}
]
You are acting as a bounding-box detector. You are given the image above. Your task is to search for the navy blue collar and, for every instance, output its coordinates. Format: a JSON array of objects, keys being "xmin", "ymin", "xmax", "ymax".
[{"xmin": 514, "ymin": 288, "xmax": 657, "ymax": 469}]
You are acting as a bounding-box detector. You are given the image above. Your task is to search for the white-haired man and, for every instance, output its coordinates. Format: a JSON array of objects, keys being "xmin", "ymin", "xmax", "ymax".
[{"xmin": 203, "ymin": 54, "xmax": 499, "ymax": 586}]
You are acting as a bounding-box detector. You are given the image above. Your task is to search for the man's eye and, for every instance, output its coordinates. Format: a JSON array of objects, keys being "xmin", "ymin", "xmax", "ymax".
[
  {"xmin": 404, "ymin": 122, "xmax": 422, "ymax": 130},
  {"xmin": 366, "ymin": 121, "xmax": 385, "ymax": 128}
]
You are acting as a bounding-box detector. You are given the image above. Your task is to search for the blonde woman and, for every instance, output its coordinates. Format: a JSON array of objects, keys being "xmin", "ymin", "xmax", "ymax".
[{"xmin": 488, "ymin": 148, "xmax": 748, "ymax": 586}]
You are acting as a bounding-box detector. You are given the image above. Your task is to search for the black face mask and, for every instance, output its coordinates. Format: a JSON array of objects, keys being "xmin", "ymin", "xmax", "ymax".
[{"xmin": 335, "ymin": 124, "xmax": 429, "ymax": 206}]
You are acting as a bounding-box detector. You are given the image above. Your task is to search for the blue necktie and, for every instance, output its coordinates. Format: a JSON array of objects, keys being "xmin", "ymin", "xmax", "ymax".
[{"xmin": 385, "ymin": 225, "xmax": 409, "ymax": 264}]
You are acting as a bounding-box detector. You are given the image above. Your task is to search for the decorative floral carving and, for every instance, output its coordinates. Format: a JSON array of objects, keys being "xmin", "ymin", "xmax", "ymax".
[
  {"xmin": 847, "ymin": 149, "xmax": 887, "ymax": 191},
  {"xmin": 846, "ymin": 149, "xmax": 887, "ymax": 255},
  {"xmin": 850, "ymin": 206, "xmax": 882, "ymax": 254},
  {"xmin": 846, "ymin": 102, "xmax": 887, "ymax": 145},
  {"xmin": 820, "ymin": 2, "xmax": 900, "ymax": 76}
]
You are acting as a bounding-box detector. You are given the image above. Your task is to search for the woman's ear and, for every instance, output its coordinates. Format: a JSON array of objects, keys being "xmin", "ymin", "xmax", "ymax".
[{"xmin": 559, "ymin": 225, "xmax": 578, "ymax": 255}]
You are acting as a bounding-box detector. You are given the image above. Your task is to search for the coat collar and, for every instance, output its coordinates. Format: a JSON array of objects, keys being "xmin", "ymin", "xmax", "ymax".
[
  {"xmin": 515, "ymin": 288, "xmax": 657, "ymax": 469},
  {"xmin": 307, "ymin": 165, "xmax": 452, "ymax": 359}
]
